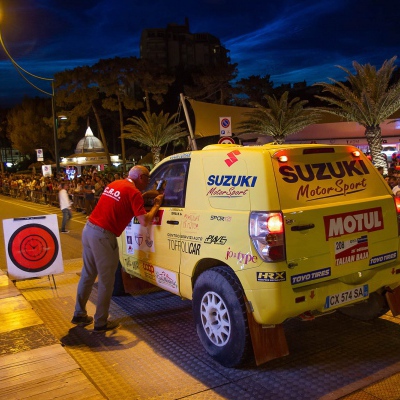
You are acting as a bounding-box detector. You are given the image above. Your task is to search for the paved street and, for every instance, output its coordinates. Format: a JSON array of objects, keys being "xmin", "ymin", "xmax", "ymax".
[{"xmin": 1, "ymin": 195, "xmax": 400, "ymax": 399}]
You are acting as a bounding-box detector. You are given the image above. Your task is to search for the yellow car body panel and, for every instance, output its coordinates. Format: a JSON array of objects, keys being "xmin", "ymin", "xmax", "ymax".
[{"xmin": 118, "ymin": 144, "xmax": 400, "ymax": 325}]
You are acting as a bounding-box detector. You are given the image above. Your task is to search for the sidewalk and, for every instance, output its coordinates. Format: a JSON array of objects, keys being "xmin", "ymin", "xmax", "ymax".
[
  {"xmin": 0, "ymin": 268, "xmax": 104, "ymax": 399},
  {"xmin": 2, "ymin": 259, "xmax": 400, "ymax": 399}
]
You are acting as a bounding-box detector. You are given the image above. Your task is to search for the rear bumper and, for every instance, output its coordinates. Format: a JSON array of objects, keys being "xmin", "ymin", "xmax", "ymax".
[{"xmin": 244, "ymin": 263, "xmax": 400, "ymax": 325}]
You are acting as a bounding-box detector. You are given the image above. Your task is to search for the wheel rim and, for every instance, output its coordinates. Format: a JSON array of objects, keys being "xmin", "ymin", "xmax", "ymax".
[{"xmin": 200, "ymin": 291, "xmax": 231, "ymax": 346}]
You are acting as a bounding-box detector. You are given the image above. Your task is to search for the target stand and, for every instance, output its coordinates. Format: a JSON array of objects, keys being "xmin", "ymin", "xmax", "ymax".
[{"xmin": 3, "ymin": 215, "xmax": 64, "ymax": 288}]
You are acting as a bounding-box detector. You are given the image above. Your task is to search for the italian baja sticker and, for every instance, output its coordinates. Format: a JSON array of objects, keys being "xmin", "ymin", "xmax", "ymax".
[{"xmin": 335, "ymin": 235, "xmax": 369, "ymax": 266}]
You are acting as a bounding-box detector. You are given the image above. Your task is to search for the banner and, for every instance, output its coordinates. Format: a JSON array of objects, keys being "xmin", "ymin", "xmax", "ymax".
[{"xmin": 3, "ymin": 214, "xmax": 64, "ymax": 279}]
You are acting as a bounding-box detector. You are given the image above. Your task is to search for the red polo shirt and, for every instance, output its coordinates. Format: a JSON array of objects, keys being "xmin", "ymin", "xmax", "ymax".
[{"xmin": 89, "ymin": 179, "xmax": 146, "ymax": 236}]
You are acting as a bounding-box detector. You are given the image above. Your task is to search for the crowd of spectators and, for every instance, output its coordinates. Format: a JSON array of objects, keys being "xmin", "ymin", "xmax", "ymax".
[{"xmin": 0, "ymin": 167, "xmax": 128, "ymax": 213}]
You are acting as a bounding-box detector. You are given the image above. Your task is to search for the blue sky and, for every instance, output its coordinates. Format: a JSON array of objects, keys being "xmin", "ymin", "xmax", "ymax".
[{"xmin": 0, "ymin": 0, "xmax": 399, "ymax": 107}]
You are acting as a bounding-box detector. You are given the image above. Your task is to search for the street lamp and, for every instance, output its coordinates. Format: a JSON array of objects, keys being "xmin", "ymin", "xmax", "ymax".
[{"xmin": 0, "ymin": 21, "xmax": 60, "ymax": 174}]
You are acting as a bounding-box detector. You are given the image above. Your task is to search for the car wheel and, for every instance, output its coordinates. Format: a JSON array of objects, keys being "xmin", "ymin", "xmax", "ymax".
[
  {"xmin": 192, "ymin": 266, "xmax": 252, "ymax": 367},
  {"xmin": 338, "ymin": 291, "xmax": 389, "ymax": 321}
]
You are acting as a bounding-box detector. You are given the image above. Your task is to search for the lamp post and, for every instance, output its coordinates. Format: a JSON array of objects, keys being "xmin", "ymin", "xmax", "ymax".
[{"xmin": 51, "ymin": 82, "xmax": 60, "ymax": 175}]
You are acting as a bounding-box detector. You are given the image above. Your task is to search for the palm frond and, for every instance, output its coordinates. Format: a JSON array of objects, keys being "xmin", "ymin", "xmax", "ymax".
[{"xmin": 239, "ymin": 91, "xmax": 320, "ymax": 143}]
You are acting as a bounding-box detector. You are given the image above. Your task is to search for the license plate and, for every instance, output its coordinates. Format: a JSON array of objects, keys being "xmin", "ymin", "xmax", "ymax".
[{"xmin": 325, "ymin": 285, "xmax": 369, "ymax": 309}]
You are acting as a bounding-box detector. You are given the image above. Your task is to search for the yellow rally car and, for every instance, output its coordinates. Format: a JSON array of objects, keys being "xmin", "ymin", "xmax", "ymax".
[{"xmin": 117, "ymin": 144, "xmax": 400, "ymax": 367}]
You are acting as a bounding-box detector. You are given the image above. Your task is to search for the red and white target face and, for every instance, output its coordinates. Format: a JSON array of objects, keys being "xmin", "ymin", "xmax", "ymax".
[{"xmin": 8, "ymin": 224, "xmax": 59, "ymax": 273}]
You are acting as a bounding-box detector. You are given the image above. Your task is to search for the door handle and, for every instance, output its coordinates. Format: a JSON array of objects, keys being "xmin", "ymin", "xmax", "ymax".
[
  {"xmin": 167, "ymin": 220, "xmax": 179, "ymax": 225},
  {"xmin": 291, "ymin": 224, "xmax": 315, "ymax": 231}
]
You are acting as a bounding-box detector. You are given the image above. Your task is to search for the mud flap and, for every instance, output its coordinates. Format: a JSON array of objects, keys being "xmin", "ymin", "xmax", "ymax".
[
  {"xmin": 385, "ymin": 285, "xmax": 400, "ymax": 316},
  {"xmin": 246, "ymin": 302, "xmax": 289, "ymax": 366}
]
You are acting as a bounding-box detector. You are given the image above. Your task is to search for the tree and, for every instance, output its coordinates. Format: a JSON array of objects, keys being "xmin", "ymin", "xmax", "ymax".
[
  {"xmin": 234, "ymin": 74, "xmax": 274, "ymax": 105},
  {"xmin": 238, "ymin": 91, "xmax": 320, "ymax": 144},
  {"xmin": 184, "ymin": 63, "xmax": 238, "ymax": 105},
  {"xmin": 54, "ymin": 66, "xmax": 112, "ymax": 167},
  {"xmin": 134, "ymin": 59, "xmax": 175, "ymax": 113},
  {"xmin": 314, "ymin": 57, "xmax": 400, "ymax": 169},
  {"xmin": 122, "ymin": 111, "xmax": 188, "ymax": 166},
  {"xmin": 7, "ymin": 97, "xmax": 56, "ymax": 159},
  {"xmin": 93, "ymin": 57, "xmax": 144, "ymax": 172}
]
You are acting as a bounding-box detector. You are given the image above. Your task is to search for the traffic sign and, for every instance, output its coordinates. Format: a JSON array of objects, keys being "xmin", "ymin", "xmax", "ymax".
[{"xmin": 218, "ymin": 137, "xmax": 235, "ymax": 144}]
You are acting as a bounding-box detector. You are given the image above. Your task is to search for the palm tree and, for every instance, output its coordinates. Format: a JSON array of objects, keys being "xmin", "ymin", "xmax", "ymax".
[
  {"xmin": 314, "ymin": 57, "xmax": 400, "ymax": 170},
  {"xmin": 238, "ymin": 91, "xmax": 320, "ymax": 144},
  {"xmin": 122, "ymin": 111, "xmax": 188, "ymax": 166}
]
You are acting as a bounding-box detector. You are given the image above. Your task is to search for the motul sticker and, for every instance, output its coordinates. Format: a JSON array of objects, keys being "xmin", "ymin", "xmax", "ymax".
[
  {"xmin": 335, "ymin": 235, "xmax": 369, "ymax": 266},
  {"xmin": 324, "ymin": 207, "xmax": 383, "ymax": 240}
]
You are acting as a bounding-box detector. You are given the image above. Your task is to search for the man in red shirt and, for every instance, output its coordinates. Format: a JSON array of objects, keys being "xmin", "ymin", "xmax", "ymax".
[{"xmin": 71, "ymin": 165, "xmax": 163, "ymax": 332}]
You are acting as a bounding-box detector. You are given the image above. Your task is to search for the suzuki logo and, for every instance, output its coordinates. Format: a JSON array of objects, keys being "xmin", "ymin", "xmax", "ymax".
[{"xmin": 225, "ymin": 150, "xmax": 241, "ymax": 167}]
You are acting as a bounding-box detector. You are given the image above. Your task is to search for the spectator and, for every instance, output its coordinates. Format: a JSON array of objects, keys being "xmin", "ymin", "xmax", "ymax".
[
  {"xmin": 83, "ymin": 178, "xmax": 96, "ymax": 218},
  {"xmin": 59, "ymin": 181, "xmax": 73, "ymax": 233}
]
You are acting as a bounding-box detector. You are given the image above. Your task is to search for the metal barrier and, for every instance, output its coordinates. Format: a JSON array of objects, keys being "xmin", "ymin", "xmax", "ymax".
[{"xmin": 0, "ymin": 187, "xmax": 100, "ymax": 212}]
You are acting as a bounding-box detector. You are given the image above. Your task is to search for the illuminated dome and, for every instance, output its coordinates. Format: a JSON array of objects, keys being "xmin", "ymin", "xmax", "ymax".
[{"xmin": 74, "ymin": 126, "xmax": 104, "ymax": 153}]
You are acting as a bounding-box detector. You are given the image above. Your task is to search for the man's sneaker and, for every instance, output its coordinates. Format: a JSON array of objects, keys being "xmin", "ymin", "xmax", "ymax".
[
  {"xmin": 93, "ymin": 321, "xmax": 120, "ymax": 332},
  {"xmin": 71, "ymin": 315, "xmax": 93, "ymax": 326},
  {"xmin": 61, "ymin": 230, "xmax": 70, "ymax": 233}
]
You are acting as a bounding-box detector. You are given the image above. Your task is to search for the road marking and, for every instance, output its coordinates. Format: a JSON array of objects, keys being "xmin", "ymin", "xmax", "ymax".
[{"xmin": 0, "ymin": 197, "xmax": 87, "ymax": 225}]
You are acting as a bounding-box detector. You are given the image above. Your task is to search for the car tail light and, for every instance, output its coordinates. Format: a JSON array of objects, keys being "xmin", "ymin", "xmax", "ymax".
[
  {"xmin": 249, "ymin": 211, "xmax": 285, "ymax": 262},
  {"xmin": 395, "ymin": 197, "xmax": 400, "ymax": 235}
]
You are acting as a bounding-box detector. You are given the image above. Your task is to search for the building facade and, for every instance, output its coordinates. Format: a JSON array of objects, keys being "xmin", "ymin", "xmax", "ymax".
[{"xmin": 140, "ymin": 18, "xmax": 230, "ymax": 69}]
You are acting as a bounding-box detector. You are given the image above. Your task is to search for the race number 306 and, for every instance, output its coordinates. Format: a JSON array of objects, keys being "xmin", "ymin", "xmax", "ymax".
[{"xmin": 325, "ymin": 285, "xmax": 369, "ymax": 309}]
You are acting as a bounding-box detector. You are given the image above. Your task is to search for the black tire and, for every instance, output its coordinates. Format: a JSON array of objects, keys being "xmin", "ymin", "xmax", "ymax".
[
  {"xmin": 338, "ymin": 291, "xmax": 389, "ymax": 321},
  {"xmin": 112, "ymin": 261, "xmax": 128, "ymax": 297},
  {"xmin": 192, "ymin": 266, "xmax": 253, "ymax": 367}
]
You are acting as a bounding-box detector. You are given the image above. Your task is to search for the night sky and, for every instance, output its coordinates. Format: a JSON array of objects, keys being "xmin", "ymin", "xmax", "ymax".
[{"xmin": 0, "ymin": 0, "xmax": 399, "ymax": 108}]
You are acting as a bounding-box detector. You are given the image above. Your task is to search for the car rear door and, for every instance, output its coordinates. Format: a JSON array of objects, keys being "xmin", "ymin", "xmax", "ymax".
[{"xmin": 271, "ymin": 145, "xmax": 398, "ymax": 285}]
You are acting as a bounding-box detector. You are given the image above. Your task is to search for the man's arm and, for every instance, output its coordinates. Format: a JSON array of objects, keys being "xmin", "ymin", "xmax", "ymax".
[{"xmin": 136, "ymin": 194, "xmax": 164, "ymax": 227}]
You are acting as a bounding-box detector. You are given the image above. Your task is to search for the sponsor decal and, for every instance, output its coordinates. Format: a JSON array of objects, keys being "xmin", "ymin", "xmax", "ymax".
[
  {"xmin": 133, "ymin": 210, "xmax": 163, "ymax": 225},
  {"xmin": 291, "ymin": 267, "xmax": 331, "ymax": 284},
  {"xmin": 206, "ymin": 175, "xmax": 257, "ymax": 198},
  {"xmin": 280, "ymin": 160, "xmax": 370, "ymax": 183},
  {"xmin": 142, "ymin": 261, "xmax": 156, "ymax": 281},
  {"xmin": 183, "ymin": 213, "xmax": 199, "ymax": 230},
  {"xmin": 125, "ymin": 211, "xmax": 163, "ymax": 253},
  {"xmin": 257, "ymin": 271, "xmax": 286, "ymax": 282},
  {"xmin": 167, "ymin": 233, "xmax": 203, "ymax": 241},
  {"xmin": 123, "ymin": 258, "xmax": 139, "ymax": 272},
  {"xmin": 210, "ymin": 215, "xmax": 232, "ymax": 222},
  {"xmin": 225, "ymin": 247, "xmax": 257, "ymax": 265},
  {"xmin": 207, "ymin": 175, "xmax": 257, "ymax": 187},
  {"xmin": 225, "ymin": 150, "xmax": 241, "ymax": 167},
  {"xmin": 154, "ymin": 267, "xmax": 179, "ymax": 294},
  {"xmin": 135, "ymin": 235, "xmax": 143, "ymax": 246},
  {"xmin": 370, "ymin": 251, "xmax": 398, "ymax": 266},
  {"xmin": 204, "ymin": 235, "xmax": 227, "ymax": 245},
  {"xmin": 295, "ymin": 179, "xmax": 367, "ymax": 201},
  {"xmin": 169, "ymin": 152, "xmax": 191, "ymax": 160},
  {"xmin": 168, "ymin": 239, "xmax": 201, "ymax": 255},
  {"xmin": 335, "ymin": 235, "xmax": 368, "ymax": 266},
  {"xmin": 279, "ymin": 160, "xmax": 371, "ymax": 202},
  {"xmin": 323, "ymin": 207, "xmax": 383, "ymax": 240}
]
